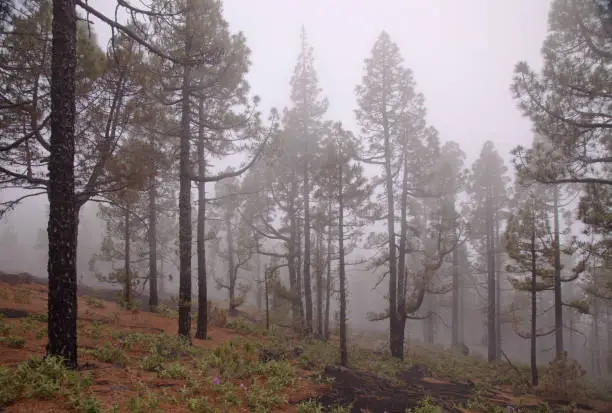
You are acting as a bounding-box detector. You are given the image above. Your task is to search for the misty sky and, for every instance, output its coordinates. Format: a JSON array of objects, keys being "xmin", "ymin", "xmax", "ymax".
[{"xmin": 89, "ymin": 0, "xmax": 552, "ymax": 166}]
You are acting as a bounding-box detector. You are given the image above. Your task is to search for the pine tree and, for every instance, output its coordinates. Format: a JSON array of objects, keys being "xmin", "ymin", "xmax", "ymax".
[
  {"xmin": 355, "ymin": 31, "xmax": 457, "ymax": 359},
  {"xmin": 506, "ymin": 185, "xmax": 556, "ymax": 386},
  {"xmin": 511, "ymin": 0, "xmax": 612, "ymax": 187},
  {"xmin": 467, "ymin": 141, "xmax": 510, "ymax": 361},
  {"xmin": 285, "ymin": 27, "xmax": 329, "ymax": 334},
  {"xmin": 317, "ymin": 122, "xmax": 370, "ymax": 366}
]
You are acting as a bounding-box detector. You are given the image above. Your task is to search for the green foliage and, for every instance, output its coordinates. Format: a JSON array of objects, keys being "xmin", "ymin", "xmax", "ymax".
[
  {"xmin": 13, "ymin": 286, "xmax": 32, "ymax": 303},
  {"xmin": 405, "ymin": 396, "xmax": 443, "ymax": 413},
  {"xmin": 0, "ymin": 356, "xmax": 98, "ymax": 409},
  {"xmin": 0, "ymin": 335, "xmax": 25, "ymax": 348},
  {"xmin": 87, "ymin": 342, "xmax": 129, "ymax": 366}
]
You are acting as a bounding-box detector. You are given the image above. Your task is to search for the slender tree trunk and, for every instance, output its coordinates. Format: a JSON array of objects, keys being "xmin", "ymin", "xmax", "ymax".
[
  {"xmin": 495, "ymin": 220, "xmax": 502, "ymax": 360},
  {"xmin": 46, "ymin": 0, "xmax": 78, "ymax": 369},
  {"xmin": 452, "ymin": 246, "xmax": 459, "ymax": 347},
  {"xmin": 552, "ymin": 185, "xmax": 563, "ymax": 359},
  {"xmin": 338, "ymin": 158, "xmax": 348, "ymax": 367},
  {"xmin": 177, "ymin": 7, "xmax": 194, "ymax": 339},
  {"xmin": 288, "ymin": 180, "xmax": 300, "ymax": 328},
  {"xmin": 303, "ymin": 159, "xmax": 313, "ymax": 334},
  {"xmin": 195, "ymin": 100, "xmax": 208, "ymax": 340},
  {"xmin": 592, "ymin": 298, "xmax": 601, "ymax": 377},
  {"xmin": 255, "ymin": 252, "xmax": 262, "ymax": 312},
  {"xmin": 296, "ymin": 223, "xmax": 304, "ymax": 324},
  {"xmin": 396, "ymin": 154, "xmax": 409, "ymax": 355},
  {"xmin": 316, "ymin": 229, "xmax": 324, "ymax": 338},
  {"xmin": 568, "ymin": 309, "xmax": 574, "ymax": 358},
  {"xmin": 325, "ymin": 216, "xmax": 333, "ymax": 340},
  {"xmin": 159, "ymin": 257, "xmax": 165, "ymax": 298},
  {"xmin": 226, "ymin": 211, "xmax": 236, "ymax": 314},
  {"xmin": 382, "ymin": 118, "xmax": 400, "ymax": 359},
  {"xmin": 486, "ymin": 194, "xmax": 497, "ymax": 362},
  {"xmin": 530, "ymin": 209, "xmax": 538, "ymax": 386},
  {"xmin": 148, "ymin": 174, "xmax": 158, "ymax": 312},
  {"xmin": 124, "ymin": 207, "xmax": 131, "ymax": 306},
  {"xmin": 265, "ymin": 266, "xmax": 270, "ymax": 330}
]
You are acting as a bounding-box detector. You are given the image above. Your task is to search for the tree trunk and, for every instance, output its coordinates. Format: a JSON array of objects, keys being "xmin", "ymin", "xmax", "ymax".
[
  {"xmin": 530, "ymin": 208, "xmax": 538, "ymax": 386},
  {"xmin": 265, "ymin": 265, "xmax": 270, "ymax": 330},
  {"xmin": 382, "ymin": 117, "xmax": 400, "ymax": 359},
  {"xmin": 324, "ymin": 216, "xmax": 333, "ymax": 341},
  {"xmin": 303, "ymin": 160, "xmax": 313, "ymax": 334},
  {"xmin": 396, "ymin": 154, "xmax": 409, "ymax": 356},
  {"xmin": 226, "ymin": 211, "xmax": 236, "ymax": 314},
  {"xmin": 47, "ymin": 0, "xmax": 78, "ymax": 369},
  {"xmin": 486, "ymin": 194, "xmax": 497, "ymax": 362},
  {"xmin": 288, "ymin": 179, "xmax": 301, "ymax": 328},
  {"xmin": 338, "ymin": 158, "xmax": 348, "ymax": 367},
  {"xmin": 124, "ymin": 206, "xmax": 131, "ymax": 306},
  {"xmin": 255, "ymin": 252, "xmax": 263, "ymax": 311},
  {"xmin": 452, "ymin": 246, "xmax": 459, "ymax": 347},
  {"xmin": 148, "ymin": 173, "xmax": 158, "ymax": 312},
  {"xmin": 195, "ymin": 99, "xmax": 207, "ymax": 340},
  {"xmin": 592, "ymin": 298, "xmax": 601, "ymax": 377},
  {"xmin": 495, "ymin": 220, "xmax": 502, "ymax": 360},
  {"xmin": 159, "ymin": 256, "xmax": 165, "ymax": 298},
  {"xmin": 177, "ymin": 6, "xmax": 194, "ymax": 339},
  {"xmin": 316, "ymin": 229, "xmax": 324, "ymax": 338},
  {"xmin": 552, "ymin": 186, "xmax": 563, "ymax": 359}
]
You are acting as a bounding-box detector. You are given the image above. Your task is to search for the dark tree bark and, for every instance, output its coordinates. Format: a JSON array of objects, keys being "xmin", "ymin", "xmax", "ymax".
[
  {"xmin": 324, "ymin": 221, "xmax": 332, "ymax": 341},
  {"xmin": 177, "ymin": 11, "xmax": 194, "ymax": 339},
  {"xmin": 148, "ymin": 175, "xmax": 158, "ymax": 311},
  {"xmin": 530, "ymin": 210, "xmax": 538, "ymax": 386},
  {"xmin": 382, "ymin": 117, "xmax": 400, "ymax": 359},
  {"xmin": 316, "ymin": 228, "xmax": 324, "ymax": 338},
  {"xmin": 338, "ymin": 159, "xmax": 348, "ymax": 367},
  {"xmin": 486, "ymin": 192, "xmax": 497, "ymax": 362},
  {"xmin": 124, "ymin": 206, "xmax": 131, "ymax": 306},
  {"xmin": 46, "ymin": 0, "xmax": 78, "ymax": 369},
  {"xmin": 303, "ymin": 159, "xmax": 314, "ymax": 334},
  {"xmin": 451, "ymin": 247, "xmax": 459, "ymax": 347},
  {"xmin": 195, "ymin": 99, "xmax": 207, "ymax": 340},
  {"xmin": 495, "ymin": 220, "xmax": 502, "ymax": 359},
  {"xmin": 225, "ymin": 209, "xmax": 236, "ymax": 314},
  {"xmin": 552, "ymin": 186, "xmax": 563, "ymax": 359}
]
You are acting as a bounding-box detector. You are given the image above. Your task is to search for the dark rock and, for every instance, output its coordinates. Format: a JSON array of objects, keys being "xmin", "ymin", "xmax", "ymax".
[
  {"xmin": 397, "ymin": 364, "xmax": 430, "ymax": 381},
  {"xmin": 0, "ymin": 308, "xmax": 29, "ymax": 318}
]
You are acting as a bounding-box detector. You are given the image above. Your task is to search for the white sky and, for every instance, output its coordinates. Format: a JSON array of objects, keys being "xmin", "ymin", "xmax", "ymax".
[{"xmin": 88, "ymin": 0, "xmax": 551, "ymax": 166}]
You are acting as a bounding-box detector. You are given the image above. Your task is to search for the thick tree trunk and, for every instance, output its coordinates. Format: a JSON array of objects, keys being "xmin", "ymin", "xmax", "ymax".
[
  {"xmin": 47, "ymin": 0, "xmax": 78, "ymax": 369},
  {"xmin": 338, "ymin": 160, "xmax": 348, "ymax": 367},
  {"xmin": 177, "ymin": 10, "xmax": 193, "ymax": 339},
  {"xmin": 195, "ymin": 101, "xmax": 207, "ymax": 340},
  {"xmin": 530, "ymin": 210, "xmax": 538, "ymax": 386},
  {"xmin": 124, "ymin": 207, "xmax": 131, "ymax": 306},
  {"xmin": 552, "ymin": 186, "xmax": 563, "ymax": 359},
  {"xmin": 148, "ymin": 175, "xmax": 158, "ymax": 311}
]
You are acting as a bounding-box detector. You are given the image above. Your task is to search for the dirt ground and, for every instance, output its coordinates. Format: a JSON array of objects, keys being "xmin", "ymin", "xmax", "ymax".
[{"xmin": 0, "ymin": 273, "xmax": 611, "ymax": 413}]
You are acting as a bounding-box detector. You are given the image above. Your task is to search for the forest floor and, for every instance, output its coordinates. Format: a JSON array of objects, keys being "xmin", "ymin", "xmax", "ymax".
[{"xmin": 0, "ymin": 272, "xmax": 611, "ymax": 413}]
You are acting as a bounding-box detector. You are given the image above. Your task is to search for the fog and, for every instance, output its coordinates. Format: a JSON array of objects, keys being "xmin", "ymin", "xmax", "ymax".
[{"xmin": 1, "ymin": 0, "xmax": 610, "ymax": 380}]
